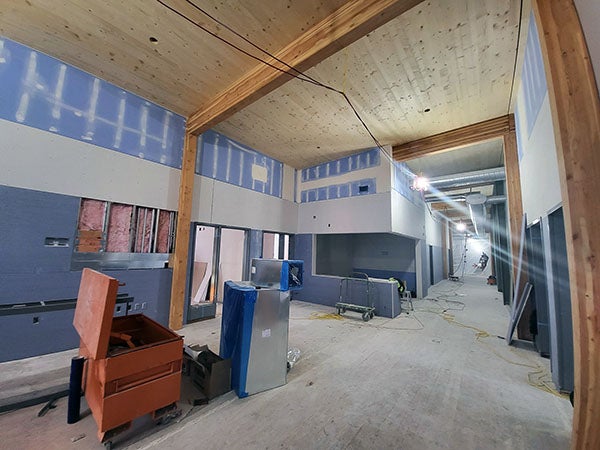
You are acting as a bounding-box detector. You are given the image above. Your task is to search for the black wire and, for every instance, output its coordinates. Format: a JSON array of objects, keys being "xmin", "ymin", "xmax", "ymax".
[
  {"xmin": 182, "ymin": 0, "xmax": 327, "ymax": 89},
  {"xmin": 156, "ymin": 0, "xmax": 387, "ymax": 153},
  {"xmin": 155, "ymin": 0, "xmax": 306, "ymax": 83},
  {"xmin": 507, "ymin": 0, "xmax": 524, "ymax": 115}
]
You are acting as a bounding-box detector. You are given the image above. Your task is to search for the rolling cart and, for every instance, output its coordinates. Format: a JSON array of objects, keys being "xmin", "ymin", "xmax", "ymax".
[{"xmin": 336, "ymin": 272, "xmax": 375, "ymax": 321}]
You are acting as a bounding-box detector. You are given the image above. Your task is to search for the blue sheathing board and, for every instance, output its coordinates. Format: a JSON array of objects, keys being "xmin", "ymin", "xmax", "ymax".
[
  {"xmin": 393, "ymin": 162, "xmax": 416, "ymax": 202},
  {"xmin": 521, "ymin": 13, "xmax": 548, "ymax": 137},
  {"xmin": 292, "ymin": 234, "xmax": 416, "ymax": 317},
  {"xmin": 0, "ymin": 185, "xmax": 173, "ymax": 362},
  {"xmin": 292, "ymin": 234, "xmax": 342, "ymax": 307},
  {"xmin": 196, "ymin": 129, "xmax": 283, "ymax": 198},
  {"xmin": 0, "ymin": 185, "xmax": 80, "ymax": 275},
  {"xmin": 431, "ymin": 245, "xmax": 444, "ymax": 285},
  {"xmin": 301, "ymin": 148, "xmax": 380, "ymax": 182},
  {"xmin": 301, "ymin": 178, "xmax": 377, "ymax": 203},
  {"xmin": 352, "ymin": 268, "xmax": 417, "ymax": 293},
  {"xmin": 0, "ymin": 37, "xmax": 185, "ymax": 168},
  {"xmin": 0, "ymin": 268, "xmax": 173, "ymax": 362}
]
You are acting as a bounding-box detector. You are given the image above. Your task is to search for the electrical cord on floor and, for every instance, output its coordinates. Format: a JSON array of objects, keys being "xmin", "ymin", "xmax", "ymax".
[{"xmin": 438, "ymin": 311, "xmax": 568, "ymax": 399}]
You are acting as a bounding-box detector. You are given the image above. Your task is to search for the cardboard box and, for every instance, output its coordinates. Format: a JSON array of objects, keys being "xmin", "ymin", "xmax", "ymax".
[{"xmin": 187, "ymin": 345, "xmax": 231, "ymax": 400}]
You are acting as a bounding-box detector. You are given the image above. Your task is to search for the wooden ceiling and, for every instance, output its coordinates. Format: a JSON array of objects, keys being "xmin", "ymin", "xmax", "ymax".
[{"xmin": 0, "ymin": 0, "xmax": 521, "ymax": 169}]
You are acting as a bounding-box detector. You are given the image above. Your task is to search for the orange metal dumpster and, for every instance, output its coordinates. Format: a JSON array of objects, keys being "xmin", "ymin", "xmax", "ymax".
[{"xmin": 73, "ymin": 268, "xmax": 183, "ymax": 443}]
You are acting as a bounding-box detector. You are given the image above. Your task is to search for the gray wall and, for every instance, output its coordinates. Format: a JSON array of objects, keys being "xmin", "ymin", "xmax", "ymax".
[{"xmin": 0, "ymin": 185, "xmax": 173, "ymax": 362}]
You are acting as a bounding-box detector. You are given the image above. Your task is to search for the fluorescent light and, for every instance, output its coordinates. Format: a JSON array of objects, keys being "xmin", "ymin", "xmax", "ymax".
[{"xmin": 456, "ymin": 222, "xmax": 466, "ymax": 231}]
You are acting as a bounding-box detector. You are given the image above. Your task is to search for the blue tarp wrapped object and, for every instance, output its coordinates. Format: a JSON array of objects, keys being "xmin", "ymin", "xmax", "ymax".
[{"xmin": 219, "ymin": 281, "xmax": 257, "ymax": 398}]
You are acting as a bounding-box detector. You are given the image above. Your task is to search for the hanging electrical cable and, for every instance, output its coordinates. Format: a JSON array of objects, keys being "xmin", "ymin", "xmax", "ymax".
[{"xmin": 155, "ymin": 0, "xmax": 389, "ymax": 156}]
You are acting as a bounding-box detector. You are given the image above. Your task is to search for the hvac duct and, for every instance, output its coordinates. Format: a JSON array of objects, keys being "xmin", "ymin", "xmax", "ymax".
[
  {"xmin": 428, "ymin": 167, "xmax": 506, "ymax": 190},
  {"xmin": 424, "ymin": 194, "xmax": 507, "ymax": 204}
]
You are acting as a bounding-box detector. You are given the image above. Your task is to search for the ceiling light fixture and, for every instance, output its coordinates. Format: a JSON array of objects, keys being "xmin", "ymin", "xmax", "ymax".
[
  {"xmin": 456, "ymin": 222, "xmax": 466, "ymax": 232},
  {"xmin": 411, "ymin": 174, "xmax": 429, "ymax": 192}
]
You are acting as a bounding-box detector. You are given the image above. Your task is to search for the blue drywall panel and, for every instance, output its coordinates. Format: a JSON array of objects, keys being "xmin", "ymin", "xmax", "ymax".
[
  {"xmin": 301, "ymin": 148, "xmax": 380, "ymax": 182},
  {"xmin": 393, "ymin": 162, "xmax": 416, "ymax": 202},
  {"xmin": 521, "ymin": 13, "xmax": 548, "ymax": 137},
  {"xmin": 431, "ymin": 245, "xmax": 444, "ymax": 285},
  {"xmin": 0, "ymin": 272, "xmax": 82, "ymax": 305},
  {"xmin": 301, "ymin": 177, "xmax": 377, "ymax": 203},
  {"xmin": 0, "ymin": 185, "xmax": 173, "ymax": 360},
  {"xmin": 0, "ymin": 309, "xmax": 80, "ymax": 362},
  {"xmin": 106, "ymin": 268, "xmax": 173, "ymax": 326},
  {"xmin": 0, "ymin": 185, "xmax": 80, "ymax": 275},
  {"xmin": 0, "ymin": 268, "xmax": 173, "ymax": 362},
  {"xmin": 291, "ymin": 234, "xmax": 340, "ymax": 306},
  {"xmin": 292, "ymin": 234, "xmax": 413, "ymax": 317},
  {"xmin": 196, "ymin": 129, "xmax": 283, "ymax": 198},
  {"xmin": 0, "ymin": 37, "xmax": 185, "ymax": 168},
  {"xmin": 353, "ymin": 268, "xmax": 417, "ymax": 293}
]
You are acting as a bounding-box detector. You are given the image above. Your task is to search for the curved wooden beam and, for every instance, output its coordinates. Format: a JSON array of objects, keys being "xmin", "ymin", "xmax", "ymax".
[{"xmin": 533, "ymin": 1, "xmax": 600, "ymax": 448}]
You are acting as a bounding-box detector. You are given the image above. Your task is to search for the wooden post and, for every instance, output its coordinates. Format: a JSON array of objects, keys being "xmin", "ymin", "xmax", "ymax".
[
  {"xmin": 503, "ymin": 130, "xmax": 532, "ymax": 340},
  {"xmin": 168, "ymin": 132, "xmax": 198, "ymax": 330},
  {"xmin": 533, "ymin": 1, "xmax": 600, "ymax": 448},
  {"xmin": 502, "ymin": 129, "xmax": 523, "ymax": 284}
]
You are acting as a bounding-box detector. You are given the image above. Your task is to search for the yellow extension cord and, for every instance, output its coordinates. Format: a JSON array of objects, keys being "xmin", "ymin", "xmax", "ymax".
[{"xmin": 439, "ymin": 311, "xmax": 568, "ymax": 399}]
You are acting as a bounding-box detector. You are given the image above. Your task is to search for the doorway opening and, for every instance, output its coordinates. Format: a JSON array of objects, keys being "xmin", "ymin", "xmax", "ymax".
[
  {"xmin": 187, "ymin": 224, "xmax": 248, "ymax": 322},
  {"xmin": 262, "ymin": 232, "xmax": 290, "ymax": 259}
]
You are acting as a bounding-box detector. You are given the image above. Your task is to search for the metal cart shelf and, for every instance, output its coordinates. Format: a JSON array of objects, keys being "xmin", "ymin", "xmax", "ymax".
[{"xmin": 336, "ymin": 272, "xmax": 375, "ymax": 321}]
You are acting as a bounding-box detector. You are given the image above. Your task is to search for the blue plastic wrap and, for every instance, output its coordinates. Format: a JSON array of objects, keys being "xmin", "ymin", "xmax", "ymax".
[
  {"xmin": 280, "ymin": 260, "xmax": 304, "ymax": 291},
  {"xmin": 219, "ymin": 281, "xmax": 257, "ymax": 398}
]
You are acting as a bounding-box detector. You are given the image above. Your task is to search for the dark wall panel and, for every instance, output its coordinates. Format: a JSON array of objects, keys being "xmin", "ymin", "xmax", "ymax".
[
  {"xmin": 0, "ymin": 185, "xmax": 172, "ymax": 362},
  {"xmin": 0, "ymin": 185, "xmax": 80, "ymax": 275}
]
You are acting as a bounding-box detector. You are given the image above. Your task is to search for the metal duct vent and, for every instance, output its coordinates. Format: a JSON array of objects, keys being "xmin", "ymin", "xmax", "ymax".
[
  {"xmin": 465, "ymin": 193, "xmax": 487, "ymax": 205},
  {"xmin": 428, "ymin": 167, "xmax": 506, "ymax": 190}
]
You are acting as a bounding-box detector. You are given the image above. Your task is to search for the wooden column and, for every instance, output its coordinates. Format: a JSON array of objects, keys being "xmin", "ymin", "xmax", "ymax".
[
  {"xmin": 533, "ymin": 1, "xmax": 600, "ymax": 448},
  {"xmin": 502, "ymin": 129, "xmax": 523, "ymax": 284},
  {"xmin": 168, "ymin": 132, "xmax": 198, "ymax": 330},
  {"xmin": 503, "ymin": 130, "xmax": 532, "ymax": 340}
]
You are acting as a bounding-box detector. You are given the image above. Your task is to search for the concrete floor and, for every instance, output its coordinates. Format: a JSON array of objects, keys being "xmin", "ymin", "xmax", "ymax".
[{"xmin": 0, "ymin": 275, "xmax": 572, "ymax": 449}]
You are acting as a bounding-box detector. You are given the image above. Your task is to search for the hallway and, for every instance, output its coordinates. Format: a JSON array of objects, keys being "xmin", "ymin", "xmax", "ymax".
[{"xmin": 0, "ymin": 275, "xmax": 572, "ymax": 449}]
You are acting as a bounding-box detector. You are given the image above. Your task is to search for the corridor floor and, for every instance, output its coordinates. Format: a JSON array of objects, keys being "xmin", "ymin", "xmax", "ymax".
[{"xmin": 0, "ymin": 275, "xmax": 572, "ymax": 449}]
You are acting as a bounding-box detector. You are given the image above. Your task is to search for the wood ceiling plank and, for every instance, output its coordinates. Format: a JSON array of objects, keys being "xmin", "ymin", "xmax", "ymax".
[
  {"xmin": 533, "ymin": 1, "xmax": 600, "ymax": 448},
  {"xmin": 214, "ymin": 0, "xmax": 520, "ymax": 168},
  {"xmin": 0, "ymin": 0, "xmax": 349, "ymax": 116},
  {"xmin": 392, "ymin": 115, "xmax": 514, "ymax": 161},
  {"xmin": 187, "ymin": 0, "xmax": 425, "ymax": 135}
]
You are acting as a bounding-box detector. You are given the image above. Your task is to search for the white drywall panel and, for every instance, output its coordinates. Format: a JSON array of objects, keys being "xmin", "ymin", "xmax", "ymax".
[
  {"xmin": 575, "ymin": 0, "xmax": 600, "ymax": 93},
  {"xmin": 201, "ymin": 177, "xmax": 297, "ymax": 233},
  {"xmin": 425, "ymin": 208, "xmax": 443, "ymax": 247},
  {"xmin": 390, "ymin": 190, "xmax": 426, "ymax": 240},
  {"xmin": 0, "ymin": 119, "xmax": 180, "ymax": 209},
  {"xmin": 518, "ymin": 94, "xmax": 562, "ymax": 221},
  {"xmin": 191, "ymin": 175, "xmax": 216, "ymax": 223},
  {"xmin": 298, "ymin": 192, "xmax": 392, "ymax": 234},
  {"xmin": 282, "ymin": 164, "xmax": 295, "ymax": 202}
]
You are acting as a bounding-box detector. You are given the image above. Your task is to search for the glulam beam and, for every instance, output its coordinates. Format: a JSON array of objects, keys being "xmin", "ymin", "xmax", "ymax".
[{"xmin": 533, "ymin": 1, "xmax": 600, "ymax": 448}]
